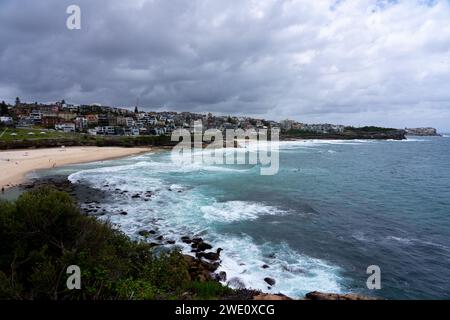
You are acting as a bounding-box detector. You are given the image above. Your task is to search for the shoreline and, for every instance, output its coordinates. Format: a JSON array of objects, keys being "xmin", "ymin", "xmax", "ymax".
[
  {"xmin": 0, "ymin": 146, "xmax": 154, "ymax": 190},
  {"xmin": 20, "ymin": 176, "xmax": 380, "ymax": 300},
  {"xmin": 3, "ymin": 158, "xmax": 381, "ymax": 300}
]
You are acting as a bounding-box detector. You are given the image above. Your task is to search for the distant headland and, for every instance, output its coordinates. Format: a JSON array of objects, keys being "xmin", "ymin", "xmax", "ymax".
[{"xmin": 405, "ymin": 127, "xmax": 441, "ymax": 136}]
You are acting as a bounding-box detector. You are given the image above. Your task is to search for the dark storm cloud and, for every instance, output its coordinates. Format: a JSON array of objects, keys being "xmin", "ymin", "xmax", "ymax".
[{"xmin": 1, "ymin": 0, "xmax": 450, "ymax": 130}]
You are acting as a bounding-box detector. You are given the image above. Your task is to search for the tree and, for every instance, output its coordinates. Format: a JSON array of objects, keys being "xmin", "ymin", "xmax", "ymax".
[
  {"xmin": 134, "ymin": 106, "xmax": 139, "ymax": 113},
  {"xmin": 0, "ymin": 101, "xmax": 7, "ymax": 116},
  {"xmin": 15, "ymin": 97, "xmax": 21, "ymax": 107}
]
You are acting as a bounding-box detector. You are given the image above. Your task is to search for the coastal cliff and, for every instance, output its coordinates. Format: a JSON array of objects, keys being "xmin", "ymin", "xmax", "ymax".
[
  {"xmin": 282, "ymin": 126, "xmax": 406, "ymax": 140},
  {"xmin": 405, "ymin": 127, "xmax": 441, "ymax": 136}
]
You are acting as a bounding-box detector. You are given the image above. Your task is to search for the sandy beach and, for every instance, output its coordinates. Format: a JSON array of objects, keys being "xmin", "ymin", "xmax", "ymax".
[{"xmin": 0, "ymin": 147, "xmax": 152, "ymax": 189}]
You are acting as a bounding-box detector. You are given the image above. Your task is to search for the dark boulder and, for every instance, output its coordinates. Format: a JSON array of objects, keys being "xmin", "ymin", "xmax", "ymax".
[
  {"xmin": 215, "ymin": 271, "xmax": 227, "ymax": 282},
  {"xmin": 181, "ymin": 236, "xmax": 192, "ymax": 244},
  {"xmin": 138, "ymin": 230, "xmax": 150, "ymax": 237},
  {"xmin": 197, "ymin": 242, "xmax": 213, "ymax": 251},
  {"xmin": 264, "ymin": 277, "xmax": 276, "ymax": 286},
  {"xmin": 227, "ymin": 277, "xmax": 246, "ymax": 289},
  {"xmin": 202, "ymin": 248, "xmax": 223, "ymax": 261}
]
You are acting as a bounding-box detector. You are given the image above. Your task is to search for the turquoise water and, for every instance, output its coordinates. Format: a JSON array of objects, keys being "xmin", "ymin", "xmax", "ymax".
[{"xmin": 40, "ymin": 136, "xmax": 450, "ymax": 299}]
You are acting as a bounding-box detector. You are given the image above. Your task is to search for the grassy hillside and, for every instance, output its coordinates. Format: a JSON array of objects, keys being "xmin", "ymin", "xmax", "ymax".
[
  {"xmin": 0, "ymin": 128, "xmax": 77, "ymax": 142},
  {"xmin": 0, "ymin": 127, "xmax": 174, "ymax": 149}
]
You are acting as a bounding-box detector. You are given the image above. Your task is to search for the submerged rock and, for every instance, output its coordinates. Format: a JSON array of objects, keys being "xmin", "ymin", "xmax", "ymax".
[
  {"xmin": 264, "ymin": 277, "xmax": 276, "ymax": 286},
  {"xmin": 227, "ymin": 277, "xmax": 246, "ymax": 289},
  {"xmin": 138, "ymin": 230, "xmax": 150, "ymax": 237},
  {"xmin": 138, "ymin": 229, "xmax": 156, "ymax": 237},
  {"xmin": 181, "ymin": 236, "xmax": 192, "ymax": 244}
]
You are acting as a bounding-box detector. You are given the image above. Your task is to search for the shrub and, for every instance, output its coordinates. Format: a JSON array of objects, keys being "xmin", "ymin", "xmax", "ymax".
[
  {"xmin": 190, "ymin": 281, "xmax": 233, "ymax": 300},
  {"xmin": 0, "ymin": 187, "xmax": 192, "ymax": 300}
]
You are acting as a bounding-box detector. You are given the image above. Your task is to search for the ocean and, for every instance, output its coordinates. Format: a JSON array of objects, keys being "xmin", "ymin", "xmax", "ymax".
[{"xmin": 34, "ymin": 136, "xmax": 450, "ymax": 299}]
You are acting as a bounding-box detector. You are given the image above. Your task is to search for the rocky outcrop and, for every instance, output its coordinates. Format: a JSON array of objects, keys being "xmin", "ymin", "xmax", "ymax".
[
  {"xmin": 282, "ymin": 128, "xmax": 407, "ymax": 141},
  {"xmin": 253, "ymin": 293, "xmax": 292, "ymax": 301},
  {"xmin": 183, "ymin": 255, "xmax": 219, "ymax": 282},
  {"xmin": 305, "ymin": 291, "xmax": 382, "ymax": 300},
  {"xmin": 405, "ymin": 127, "xmax": 440, "ymax": 136}
]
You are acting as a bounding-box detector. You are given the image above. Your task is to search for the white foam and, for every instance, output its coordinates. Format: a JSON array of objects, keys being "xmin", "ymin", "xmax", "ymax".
[
  {"xmin": 200, "ymin": 201, "xmax": 288, "ymax": 222},
  {"xmin": 67, "ymin": 151, "xmax": 345, "ymax": 298},
  {"xmin": 403, "ymin": 138, "xmax": 429, "ymax": 142},
  {"xmin": 277, "ymin": 139, "xmax": 372, "ymax": 150},
  {"xmin": 215, "ymin": 236, "xmax": 343, "ymax": 298}
]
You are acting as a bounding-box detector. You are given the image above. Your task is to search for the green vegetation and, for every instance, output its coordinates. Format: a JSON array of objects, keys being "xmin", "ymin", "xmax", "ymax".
[
  {"xmin": 0, "ymin": 101, "xmax": 8, "ymax": 116},
  {"xmin": 0, "ymin": 188, "xmax": 230, "ymax": 300},
  {"xmin": 0, "ymin": 128, "xmax": 174, "ymax": 149},
  {"xmin": 189, "ymin": 281, "xmax": 233, "ymax": 300},
  {"xmin": 282, "ymin": 126, "xmax": 405, "ymax": 140},
  {"xmin": 0, "ymin": 128, "xmax": 77, "ymax": 142},
  {"xmin": 344, "ymin": 126, "xmax": 397, "ymax": 133}
]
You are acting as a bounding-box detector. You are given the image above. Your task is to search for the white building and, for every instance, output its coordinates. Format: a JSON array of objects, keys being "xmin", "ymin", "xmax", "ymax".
[
  {"xmin": 55, "ymin": 123, "xmax": 76, "ymax": 132},
  {"xmin": 0, "ymin": 116, "xmax": 13, "ymax": 125}
]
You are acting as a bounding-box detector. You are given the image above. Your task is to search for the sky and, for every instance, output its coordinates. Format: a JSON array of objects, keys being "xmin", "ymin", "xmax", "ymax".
[{"xmin": 1, "ymin": 0, "xmax": 450, "ymax": 131}]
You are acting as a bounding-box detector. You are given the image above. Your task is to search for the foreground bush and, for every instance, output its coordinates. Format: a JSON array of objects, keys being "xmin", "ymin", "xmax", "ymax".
[{"xmin": 0, "ymin": 187, "xmax": 200, "ymax": 300}]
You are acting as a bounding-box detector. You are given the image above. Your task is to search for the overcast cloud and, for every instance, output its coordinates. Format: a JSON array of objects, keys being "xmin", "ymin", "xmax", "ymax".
[{"xmin": 1, "ymin": 0, "xmax": 450, "ymax": 130}]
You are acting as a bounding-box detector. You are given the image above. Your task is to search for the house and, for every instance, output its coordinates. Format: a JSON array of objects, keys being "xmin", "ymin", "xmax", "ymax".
[
  {"xmin": 42, "ymin": 115, "xmax": 61, "ymax": 129},
  {"xmin": 124, "ymin": 127, "xmax": 140, "ymax": 136},
  {"xmin": 125, "ymin": 117, "xmax": 135, "ymax": 127},
  {"xmin": 95, "ymin": 126, "xmax": 116, "ymax": 135},
  {"xmin": 280, "ymin": 119, "xmax": 295, "ymax": 131},
  {"xmin": 58, "ymin": 112, "xmax": 76, "ymax": 122},
  {"xmin": 86, "ymin": 114, "xmax": 98, "ymax": 126},
  {"xmin": 0, "ymin": 116, "xmax": 13, "ymax": 125},
  {"xmin": 74, "ymin": 117, "xmax": 88, "ymax": 131},
  {"xmin": 29, "ymin": 110, "xmax": 43, "ymax": 124},
  {"xmin": 55, "ymin": 123, "xmax": 76, "ymax": 132}
]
